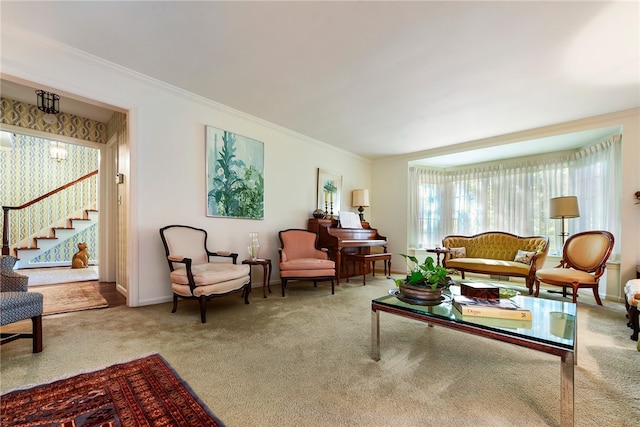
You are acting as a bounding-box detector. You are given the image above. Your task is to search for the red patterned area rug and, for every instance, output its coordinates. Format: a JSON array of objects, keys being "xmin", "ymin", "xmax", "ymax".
[{"xmin": 0, "ymin": 354, "xmax": 225, "ymax": 427}]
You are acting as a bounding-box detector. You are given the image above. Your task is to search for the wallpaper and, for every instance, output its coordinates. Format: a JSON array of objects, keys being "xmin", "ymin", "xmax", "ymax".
[{"xmin": 1, "ymin": 97, "xmax": 108, "ymax": 143}]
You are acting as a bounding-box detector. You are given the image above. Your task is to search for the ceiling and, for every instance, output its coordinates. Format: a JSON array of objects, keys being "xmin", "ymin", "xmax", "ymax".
[{"xmin": 1, "ymin": 1, "xmax": 638, "ymax": 163}]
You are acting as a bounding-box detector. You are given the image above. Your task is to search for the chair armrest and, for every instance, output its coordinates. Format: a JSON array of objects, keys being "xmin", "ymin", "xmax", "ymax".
[
  {"xmin": 1, "ymin": 272, "xmax": 29, "ymax": 292},
  {"xmin": 167, "ymin": 255, "xmax": 192, "ymax": 271},
  {"xmin": 279, "ymin": 248, "xmax": 287, "ymax": 262},
  {"xmin": 314, "ymin": 249, "xmax": 329, "ymax": 259},
  {"xmin": 208, "ymin": 250, "xmax": 239, "ymax": 264}
]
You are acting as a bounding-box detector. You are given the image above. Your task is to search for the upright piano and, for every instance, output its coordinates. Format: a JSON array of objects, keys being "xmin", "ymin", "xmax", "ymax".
[{"xmin": 308, "ymin": 218, "xmax": 388, "ymax": 284}]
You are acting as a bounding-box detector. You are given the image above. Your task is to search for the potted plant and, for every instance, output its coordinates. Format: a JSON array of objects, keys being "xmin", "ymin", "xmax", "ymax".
[{"xmin": 395, "ymin": 254, "xmax": 451, "ymax": 301}]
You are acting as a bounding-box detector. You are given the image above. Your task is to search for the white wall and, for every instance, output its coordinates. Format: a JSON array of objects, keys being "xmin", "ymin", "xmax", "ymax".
[
  {"xmin": 373, "ymin": 109, "xmax": 640, "ymax": 302},
  {"xmin": 1, "ymin": 30, "xmax": 372, "ymax": 306}
]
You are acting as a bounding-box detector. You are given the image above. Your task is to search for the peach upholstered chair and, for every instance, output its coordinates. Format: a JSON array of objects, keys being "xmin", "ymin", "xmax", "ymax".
[
  {"xmin": 534, "ymin": 230, "xmax": 614, "ymax": 305},
  {"xmin": 278, "ymin": 229, "xmax": 336, "ymax": 296},
  {"xmin": 159, "ymin": 225, "xmax": 251, "ymax": 323}
]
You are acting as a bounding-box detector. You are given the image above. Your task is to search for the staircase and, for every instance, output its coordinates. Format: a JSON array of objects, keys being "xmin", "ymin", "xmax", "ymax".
[
  {"xmin": 2, "ymin": 170, "xmax": 99, "ymax": 269},
  {"xmin": 13, "ymin": 209, "xmax": 99, "ymax": 269}
]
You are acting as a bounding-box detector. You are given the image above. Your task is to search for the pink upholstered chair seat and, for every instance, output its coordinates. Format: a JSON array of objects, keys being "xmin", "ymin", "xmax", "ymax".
[
  {"xmin": 280, "ymin": 258, "xmax": 334, "ymax": 273},
  {"xmin": 171, "ymin": 263, "xmax": 250, "ymax": 297},
  {"xmin": 170, "ymin": 262, "xmax": 250, "ymax": 286}
]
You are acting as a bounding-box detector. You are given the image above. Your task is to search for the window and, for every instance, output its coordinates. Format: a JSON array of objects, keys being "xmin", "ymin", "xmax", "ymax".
[{"xmin": 409, "ymin": 135, "xmax": 621, "ymax": 258}]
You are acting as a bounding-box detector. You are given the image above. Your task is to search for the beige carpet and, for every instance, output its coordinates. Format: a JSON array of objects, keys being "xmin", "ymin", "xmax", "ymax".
[
  {"xmin": 1, "ymin": 276, "xmax": 638, "ymax": 426},
  {"xmin": 35, "ymin": 282, "xmax": 108, "ymax": 315},
  {"xmin": 17, "ymin": 266, "xmax": 99, "ymax": 286}
]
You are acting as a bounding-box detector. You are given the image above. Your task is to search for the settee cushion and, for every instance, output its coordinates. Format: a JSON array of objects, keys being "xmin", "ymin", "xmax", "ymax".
[
  {"xmin": 450, "ymin": 247, "xmax": 466, "ymax": 258},
  {"xmin": 445, "ymin": 258, "xmax": 531, "ymax": 276},
  {"xmin": 514, "ymin": 250, "xmax": 536, "ymax": 264}
]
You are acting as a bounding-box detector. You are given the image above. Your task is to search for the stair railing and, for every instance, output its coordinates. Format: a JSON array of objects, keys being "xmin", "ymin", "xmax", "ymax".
[{"xmin": 2, "ymin": 170, "xmax": 98, "ymax": 257}]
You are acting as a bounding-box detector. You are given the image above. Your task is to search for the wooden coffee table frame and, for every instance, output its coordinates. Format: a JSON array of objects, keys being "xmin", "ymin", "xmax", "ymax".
[{"xmin": 371, "ymin": 298, "xmax": 576, "ymax": 427}]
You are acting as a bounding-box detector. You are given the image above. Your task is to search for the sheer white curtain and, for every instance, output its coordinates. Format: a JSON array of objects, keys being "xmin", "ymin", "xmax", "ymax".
[{"xmin": 409, "ymin": 135, "xmax": 621, "ymax": 257}]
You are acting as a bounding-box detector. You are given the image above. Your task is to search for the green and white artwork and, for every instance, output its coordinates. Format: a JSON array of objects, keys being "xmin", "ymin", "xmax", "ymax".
[{"xmin": 206, "ymin": 125, "xmax": 264, "ymax": 219}]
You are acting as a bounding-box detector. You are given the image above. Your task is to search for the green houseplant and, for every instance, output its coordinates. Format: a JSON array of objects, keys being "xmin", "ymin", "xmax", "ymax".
[{"xmin": 395, "ymin": 254, "xmax": 451, "ymax": 301}]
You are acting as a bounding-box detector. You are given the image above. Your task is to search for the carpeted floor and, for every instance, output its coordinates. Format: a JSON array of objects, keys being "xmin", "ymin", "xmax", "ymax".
[
  {"xmin": 1, "ymin": 276, "xmax": 638, "ymax": 426},
  {"xmin": 0, "ymin": 354, "xmax": 226, "ymax": 426},
  {"xmin": 17, "ymin": 266, "xmax": 98, "ymax": 286}
]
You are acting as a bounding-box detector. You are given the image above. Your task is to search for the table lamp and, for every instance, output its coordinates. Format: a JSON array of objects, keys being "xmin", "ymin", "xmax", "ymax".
[
  {"xmin": 352, "ymin": 189, "xmax": 370, "ymax": 222},
  {"xmin": 549, "ymin": 196, "xmax": 580, "ymax": 246}
]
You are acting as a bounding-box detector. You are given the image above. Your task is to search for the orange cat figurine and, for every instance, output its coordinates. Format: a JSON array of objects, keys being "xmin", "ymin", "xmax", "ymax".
[{"xmin": 71, "ymin": 242, "xmax": 90, "ymax": 269}]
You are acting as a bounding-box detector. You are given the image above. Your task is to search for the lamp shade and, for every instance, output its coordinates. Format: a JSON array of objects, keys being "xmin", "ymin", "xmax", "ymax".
[
  {"xmin": 549, "ymin": 196, "xmax": 580, "ymax": 219},
  {"xmin": 352, "ymin": 189, "xmax": 370, "ymax": 207}
]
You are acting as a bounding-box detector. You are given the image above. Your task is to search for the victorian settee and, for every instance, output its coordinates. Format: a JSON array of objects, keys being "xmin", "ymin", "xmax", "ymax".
[{"xmin": 442, "ymin": 231, "xmax": 549, "ymax": 294}]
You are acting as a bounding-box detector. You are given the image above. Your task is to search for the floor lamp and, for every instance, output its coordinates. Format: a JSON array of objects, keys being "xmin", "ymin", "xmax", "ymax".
[{"xmin": 549, "ymin": 196, "xmax": 580, "ymax": 246}]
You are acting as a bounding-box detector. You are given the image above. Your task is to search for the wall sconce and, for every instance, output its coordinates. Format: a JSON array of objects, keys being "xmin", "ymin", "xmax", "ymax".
[
  {"xmin": 549, "ymin": 196, "xmax": 580, "ymax": 246},
  {"xmin": 49, "ymin": 141, "xmax": 67, "ymax": 162},
  {"xmin": 352, "ymin": 189, "xmax": 370, "ymax": 222},
  {"xmin": 36, "ymin": 89, "xmax": 60, "ymax": 124}
]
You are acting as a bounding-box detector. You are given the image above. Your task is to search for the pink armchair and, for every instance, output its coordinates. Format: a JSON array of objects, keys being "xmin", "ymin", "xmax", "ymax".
[{"xmin": 278, "ymin": 229, "xmax": 336, "ymax": 296}]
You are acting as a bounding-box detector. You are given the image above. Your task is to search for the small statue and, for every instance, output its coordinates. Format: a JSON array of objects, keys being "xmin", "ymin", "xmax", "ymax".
[{"xmin": 71, "ymin": 242, "xmax": 90, "ymax": 269}]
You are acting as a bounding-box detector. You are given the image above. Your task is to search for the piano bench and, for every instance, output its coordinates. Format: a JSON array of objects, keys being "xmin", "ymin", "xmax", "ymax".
[{"xmin": 346, "ymin": 253, "xmax": 392, "ymax": 286}]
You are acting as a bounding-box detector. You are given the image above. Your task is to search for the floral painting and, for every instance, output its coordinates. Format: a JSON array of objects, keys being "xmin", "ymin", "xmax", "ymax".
[{"xmin": 206, "ymin": 125, "xmax": 264, "ymax": 219}]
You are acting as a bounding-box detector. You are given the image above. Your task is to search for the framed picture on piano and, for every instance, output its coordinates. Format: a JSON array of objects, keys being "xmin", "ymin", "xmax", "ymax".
[{"xmin": 317, "ymin": 168, "xmax": 342, "ymax": 218}]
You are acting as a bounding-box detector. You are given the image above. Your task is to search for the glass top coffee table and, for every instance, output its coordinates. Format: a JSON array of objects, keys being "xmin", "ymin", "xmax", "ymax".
[{"xmin": 371, "ymin": 289, "xmax": 577, "ymax": 427}]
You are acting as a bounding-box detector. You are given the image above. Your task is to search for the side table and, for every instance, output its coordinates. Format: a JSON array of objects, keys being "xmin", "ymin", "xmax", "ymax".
[
  {"xmin": 425, "ymin": 248, "xmax": 450, "ymax": 266},
  {"xmin": 242, "ymin": 258, "xmax": 272, "ymax": 298}
]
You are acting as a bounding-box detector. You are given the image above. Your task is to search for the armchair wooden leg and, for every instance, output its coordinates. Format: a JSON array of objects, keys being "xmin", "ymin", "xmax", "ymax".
[
  {"xmin": 331, "ymin": 279, "xmax": 335, "ymax": 295},
  {"xmin": 172, "ymin": 294, "xmax": 178, "ymax": 313},
  {"xmin": 281, "ymin": 279, "xmax": 287, "ymax": 297},
  {"xmin": 32, "ymin": 315, "xmax": 42, "ymax": 353},
  {"xmin": 570, "ymin": 282, "xmax": 581, "ymax": 304},
  {"xmin": 534, "ymin": 279, "xmax": 540, "ymax": 297},
  {"xmin": 243, "ymin": 285, "xmax": 250, "ymax": 304},
  {"xmin": 591, "ymin": 285, "xmax": 603, "ymax": 306},
  {"xmin": 199, "ymin": 296, "xmax": 207, "ymax": 324}
]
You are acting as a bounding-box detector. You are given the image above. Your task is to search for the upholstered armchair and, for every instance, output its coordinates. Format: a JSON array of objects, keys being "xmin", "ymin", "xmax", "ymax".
[
  {"xmin": 159, "ymin": 225, "xmax": 251, "ymax": 323},
  {"xmin": 534, "ymin": 230, "xmax": 614, "ymax": 305},
  {"xmin": 278, "ymin": 229, "xmax": 336, "ymax": 296},
  {"xmin": 1, "ymin": 255, "xmax": 43, "ymax": 353}
]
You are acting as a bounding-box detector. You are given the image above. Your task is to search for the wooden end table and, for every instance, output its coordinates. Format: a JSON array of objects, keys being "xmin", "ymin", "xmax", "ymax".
[
  {"xmin": 242, "ymin": 258, "xmax": 272, "ymax": 298},
  {"xmin": 425, "ymin": 248, "xmax": 450, "ymax": 266}
]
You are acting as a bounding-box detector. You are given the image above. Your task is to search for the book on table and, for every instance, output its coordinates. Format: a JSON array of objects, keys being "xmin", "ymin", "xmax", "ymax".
[{"xmin": 452, "ymin": 295, "xmax": 532, "ymax": 320}]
